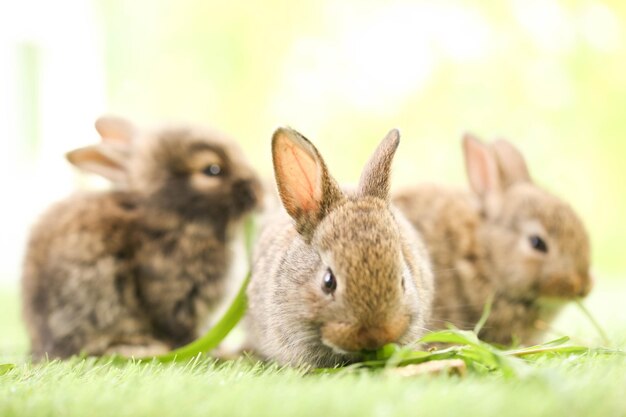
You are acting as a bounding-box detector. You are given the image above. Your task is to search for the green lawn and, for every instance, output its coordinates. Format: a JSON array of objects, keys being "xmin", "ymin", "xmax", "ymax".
[{"xmin": 1, "ymin": 280, "xmax": 625, "ymax": 417}]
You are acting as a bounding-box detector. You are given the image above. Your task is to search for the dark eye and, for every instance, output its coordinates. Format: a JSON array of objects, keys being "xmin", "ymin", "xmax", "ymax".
[
  {"xmin": 529, "ymin": 235, "xmax": 548, "ymax": 253},
  {"xmin": 202, "ymin": 164, "xmax": 222, "ymax": 176},
  {"xmin": 322, "ymin": 268, "xmax": 337, "ymax": 294}
]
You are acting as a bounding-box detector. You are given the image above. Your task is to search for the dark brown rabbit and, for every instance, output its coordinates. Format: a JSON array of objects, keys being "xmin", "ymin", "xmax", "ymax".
[
  {"xmin": 22, "ymin": 116, "xmax": 262, "ymax": 358},
  {"xmin": 246, "ymin": 127, "xmax": 433, "ymax": 367},
  {"xmin": 393, "ymin": 134, "xmax": 592, "ymax": 346}
]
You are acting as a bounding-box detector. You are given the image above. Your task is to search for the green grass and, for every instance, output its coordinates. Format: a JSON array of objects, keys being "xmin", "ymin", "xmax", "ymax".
[
  {"xmin": 0, "ymin": 354, "xmax": 625, "ymax": 417},
  {"xmin": 1, "ymin": 279, "xmax": 625, "ymax": 417}
]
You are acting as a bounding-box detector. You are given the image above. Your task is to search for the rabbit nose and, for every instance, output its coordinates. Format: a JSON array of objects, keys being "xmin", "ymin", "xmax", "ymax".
[
  {"xmin": 354, "ymin": 325, "xmax": 405, "ymax": 351},
  {"xmin": 540, "ymin": 272, "xmax": 592, "ymax": 298},
  {"xmin": 566, "ymin": 273, "xmax": 593, "ymax": 298},
  {"xmin": 578, "ymin": 273, "xmax": 594, "ymax": 297},
  {"xmin": 232, "ymin": 179, "xmax": 259, "ymax": 211},
  {"xmin": 321, "ymin": 316, "xmax": 409, "ymax": 353}
]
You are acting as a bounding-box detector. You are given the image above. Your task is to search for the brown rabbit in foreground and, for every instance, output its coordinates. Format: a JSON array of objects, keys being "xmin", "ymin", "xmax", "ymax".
[
  {"xmin": 393, "ymin": 134, "xmax": 592, "ymax": 346},
  {"xmin": 22, "ymin": 116, "xmax": 262, "ymax": 359},
  {"xmin": 246, "ymin": 127, "xmax": 434, "ymax": 367}
]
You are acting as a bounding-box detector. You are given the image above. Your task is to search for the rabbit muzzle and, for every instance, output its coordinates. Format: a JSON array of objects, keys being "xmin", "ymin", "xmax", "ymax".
[
  {"xmin": 538, "ymin": 271, "xmax": 593, "ymax": 298},
  {"xmin": 232, "ymin": 178, "xmax": 261, "ymax": 213},
  {"xmin": 320, "ymin": 315, "xmax": 410, "ymax": 353}
]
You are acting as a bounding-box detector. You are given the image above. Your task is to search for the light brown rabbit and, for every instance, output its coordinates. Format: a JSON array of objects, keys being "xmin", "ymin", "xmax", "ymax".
[
  {"xmin": 22, "ymin": 116, "xmax": 262, "ymax": 359},
  {"xmin": 393, "ymin": 134, "xmax": 592, "ymax": 346},
  {"xmin": 246, "ymin": 127, "xmax": 433, "ymax": 367}
]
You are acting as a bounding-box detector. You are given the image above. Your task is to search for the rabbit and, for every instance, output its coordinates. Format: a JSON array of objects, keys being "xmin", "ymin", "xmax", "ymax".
[
  {"xmin": 21, "ymin": 115, "xmax": 263, "ymax": 359},
  {"xmin": 393, "ymin": 133, "xmax": 592, "ymax": 346},
  {"xmin": 246, "ymin": 127, "xmax": 434, "ymax": 368}
]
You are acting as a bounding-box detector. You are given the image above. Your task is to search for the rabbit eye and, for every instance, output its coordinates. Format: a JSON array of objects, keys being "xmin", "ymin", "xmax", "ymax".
[
  {"xmin": 322, "ymin": 269, "xmax": 337, "ymax": 294},
  {"xmin": 202, "ymin": 164, "xmax": 222, "ymax": 176},
  {"xmin": 529, "ymin": 235, "xmax": 548, "ymax": 253}
]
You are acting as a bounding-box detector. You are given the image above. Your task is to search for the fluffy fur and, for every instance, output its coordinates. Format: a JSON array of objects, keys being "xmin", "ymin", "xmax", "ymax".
[
  {"xmin": 246, "ymin": 128, "xmax": 433, "ymax": 367},
  {"xmin": 22, "ymin": 116, "xmax": 262, "ymax": 358},
  {"xmin": 393, "ymin": 134, "xmax": 591, "ymax": 345}
]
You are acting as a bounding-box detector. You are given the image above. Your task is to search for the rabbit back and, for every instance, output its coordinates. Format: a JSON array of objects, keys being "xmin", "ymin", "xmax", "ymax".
[
  {"xmin": 394, "ymin": 184, "xmax": 491, "ymax": 331},
  {"xmin": 133, "ymin": 211, "xmax": 235, "ymax": 347},
  {"xmin": 22, "ymin": 191, "xmax": 147, "ymax": 357},
  {"xmin": 23, "ymin": 190, "xmax": 240, "ymax": 357}
]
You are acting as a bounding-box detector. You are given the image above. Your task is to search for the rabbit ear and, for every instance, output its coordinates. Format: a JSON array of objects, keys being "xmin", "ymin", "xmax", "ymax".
[
  {"xmin": 463, "ymin": 133, "xmax": 502, "ymax": 215},
  {"xmin": 272, "ymin": 127, "xmax": 343, "ymax": 239},
  {"xmin": 491, "ymin": 139, "xmax": 532, "ymax": 187},
  {"xmin": 95, "ymin": 115, "xmax": 135, "ymax": 145},
  {"xmin": 66, "ymin": 143, "xmax": 129, "ymax": 185},
  {"xmin": 357, "ymin": 129, "xmax": 400, "ymax": 201}
]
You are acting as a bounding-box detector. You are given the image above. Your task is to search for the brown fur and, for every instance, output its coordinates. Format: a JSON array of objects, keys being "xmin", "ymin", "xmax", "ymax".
[
  {"xmin": 246, "ymin": 128, "xmax": 433, "ymax": 367},
  {"xmin": 393, "ymin": 134, "xmax": 591, "ymax": 345},
  {"xmin": 22, "ymin": 116, "xmax": 262, "ymax": 358}
]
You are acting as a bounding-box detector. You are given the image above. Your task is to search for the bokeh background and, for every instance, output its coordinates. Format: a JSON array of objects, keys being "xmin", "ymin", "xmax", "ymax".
[{"xmin": 0, "ymin": 0, "xmax": 624, "ymax": 350}]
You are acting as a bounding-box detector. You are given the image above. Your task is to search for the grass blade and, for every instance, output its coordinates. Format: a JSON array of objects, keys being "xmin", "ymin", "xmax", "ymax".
[
  {"xmin": 150, "ymin": 215, "xmax": 257, "ymax": 363},
  {"xmin": 0, "ymin": 364, "xmax": 15, "ymax": 375},
  {"xmin": 575, "ymin": 299, "xmax": 610, "ymax": 345},
  {"xmin": 473, "ymin": 293, "xmax": 494, "ymax": 335},
  {"xmin": 419, "ymin": 329, "xmax": 482, "ymax": 347},
  {"xmin": 506, "ymin": 345, "xmax": 590, "ymax": 358},
  {"xmin": 151, "ymin": 273, "xmax": 250, "ymax": 363}
]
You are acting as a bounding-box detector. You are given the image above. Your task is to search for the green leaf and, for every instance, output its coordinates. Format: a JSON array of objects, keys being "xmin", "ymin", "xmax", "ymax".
[
  {"xmin": 418, "ymin": 329, "xmax": 482, "ymax": 347},
  {"xmin": 376, "ymin": 343, "xmax": 400, "ymax": 360},
  {"xmin": 0, "ymin": 364, "xmax": 15, "ymax": 375}
]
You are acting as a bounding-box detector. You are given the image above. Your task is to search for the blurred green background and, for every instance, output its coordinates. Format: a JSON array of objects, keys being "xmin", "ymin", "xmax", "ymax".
[
  {"xmin": 100, "ymin": 0, "xmax": 626, "ymax": 277},
  {"xmin": 1, "ymin": 0, "xmax": 625, "ymax": 285}
]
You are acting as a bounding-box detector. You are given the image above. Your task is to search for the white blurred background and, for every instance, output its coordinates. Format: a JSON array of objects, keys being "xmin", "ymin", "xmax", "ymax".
[{"xmin": 0, "ymin": 0, "xmax": 107, "ymax": 284}]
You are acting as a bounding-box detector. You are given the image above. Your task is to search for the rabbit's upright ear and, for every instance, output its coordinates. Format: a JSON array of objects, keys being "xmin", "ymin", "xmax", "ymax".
[
  {"xmin": 357, "ymin": 129, "xmax": 400, "ymax": 201},
  {"xmin": 272, "ymin": 127, "xmax": 343, "ymax": 239},
  {"xmin": 463, "ymin": 133, "xmax": 502, "ymax": 215},
  {"xmin": 66, "ymin": 143, "xmax": 129, "ymax": 185},
  {"xmin": 95, "ymin": 115, "xmax": 135, "ymax": 145},
  {"xmin": 491, "ymin": 139, "xmax": 532, "ymax": 188}
]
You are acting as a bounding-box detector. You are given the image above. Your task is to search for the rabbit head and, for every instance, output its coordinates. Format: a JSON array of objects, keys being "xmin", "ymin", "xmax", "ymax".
[
  {"xmin": 257, "ymin": 128, "xmax": 432, "ymax": 366},
  {"xmin": 463, "ymin": 134, "xmax": 592, "ymax": 302},
  {"xmin": 66, "ymin": 116, "xmax": 262, "ymax": 224}
]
